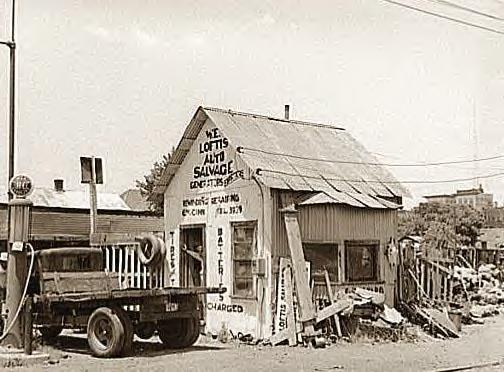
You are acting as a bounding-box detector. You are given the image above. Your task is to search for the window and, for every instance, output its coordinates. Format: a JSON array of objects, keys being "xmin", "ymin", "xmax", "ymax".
[
  {"xmin": 303, "ymin": 243, "xmax": 338, "ymax": 283},
  {"xmin": 232, "ymin": 221, "xmax": 257, "ymax": 298},
  {"xmin": 345, "ymin": 241, "xmax": 379, "ymax": 282}
]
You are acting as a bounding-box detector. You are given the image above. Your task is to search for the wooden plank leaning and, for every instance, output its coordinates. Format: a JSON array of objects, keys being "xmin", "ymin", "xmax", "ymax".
[
  {"xmin": 323, "ymin": 268, "xmax": 342, "ymax": 337},
  {"xmin": 282, "ymin": 207, "xmax": 317, "ymax": 337}
]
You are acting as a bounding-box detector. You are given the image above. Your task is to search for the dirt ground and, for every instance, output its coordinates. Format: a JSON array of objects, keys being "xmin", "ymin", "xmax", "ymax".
[{"xmin": 11, "ymin": 314, "xmax": 504, "ymax": 372}]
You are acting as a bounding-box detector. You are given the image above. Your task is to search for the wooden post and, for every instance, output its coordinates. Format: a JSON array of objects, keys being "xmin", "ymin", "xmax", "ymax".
[
  {"xmin": 23, "ymin": 296, "xmax": 33, "ymax": 355},
  {"xmin": 281, "ymin": 206, "xmax": 316, "ymax": 336},
  {"xmin": 89, "ymin": 157, "xmax": 98, "ymax": 235},
  {"xmin": 323, "ymin": 269, "xmax": 342, "ymax": 337}
]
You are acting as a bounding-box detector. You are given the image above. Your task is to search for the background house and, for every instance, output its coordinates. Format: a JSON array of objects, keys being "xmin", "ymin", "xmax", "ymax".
[
  {"xmin": 1, "ymin": 180, "xmax": 163, "ymax": 251},
  {"xmin": 423, "ymin": 186, "xmax": 494, "ymax": 210},
  {"xmin": 152, "ymin": 106, "xmax": 408, "ymax": 339}
]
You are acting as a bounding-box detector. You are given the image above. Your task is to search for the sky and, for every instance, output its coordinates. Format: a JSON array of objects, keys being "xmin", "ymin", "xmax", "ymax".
[{"xmin": 0, "ymin": 0, "xmax": 504, "ymax": 209}]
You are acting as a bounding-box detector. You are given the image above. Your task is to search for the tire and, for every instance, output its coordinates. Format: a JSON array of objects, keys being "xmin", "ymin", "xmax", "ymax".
[
  {"xmin": 134, "ymin": 322, "xmax": 156, "ymax": 340},
  {"xmin": 138, "ymin": 236, "xmax": 161, "ymax": 267},
  {"xmin": 40, "ymin": 326, "xmax": 63, "ymax": 340},
  {"xmin": 158, "ymin": 317, "xmax": 200, "ymax": 349},
  {"xmin": 113, "ymin": 307, "xmax": 134, "ymax": 356},
  {"xmin": 87, "ymin": 307, "xmax": 125, "ymax": 358}
]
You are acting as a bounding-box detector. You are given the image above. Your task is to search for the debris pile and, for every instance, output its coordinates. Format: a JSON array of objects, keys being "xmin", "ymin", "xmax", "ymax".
[{"xmin": 452, "ymin": 263, "xmax": 504, "ymax": 322}]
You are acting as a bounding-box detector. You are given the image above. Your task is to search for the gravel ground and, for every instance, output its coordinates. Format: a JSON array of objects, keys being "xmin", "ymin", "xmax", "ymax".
[{"xmin": 10, "ymin": 314, "xmax": 504, "ymax": 372}]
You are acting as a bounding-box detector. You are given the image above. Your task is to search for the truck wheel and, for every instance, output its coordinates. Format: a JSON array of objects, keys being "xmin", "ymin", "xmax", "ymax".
[
  {"xmin": 158, "ymin": 317, "xmax": 199, "ymax": 349},
  {"xmin": 40, "ymin": 326, "xmax": 63, "ymax": 340},
  {"xmin": 87, "ymin": 307, "xmax": 125, "ymax": 358},
  {"xmin": 134, "ymin": 322, "xmax": 156, "ymax": 340},
  {"xmin": 113, "ymin": 307, "xmax": 134, "ymax": 356}
]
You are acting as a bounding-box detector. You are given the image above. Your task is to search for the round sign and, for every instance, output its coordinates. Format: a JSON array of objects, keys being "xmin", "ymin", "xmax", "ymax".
[{"xmin": 9, "ymin": 175, "xmax": 34, "ymax": 198}]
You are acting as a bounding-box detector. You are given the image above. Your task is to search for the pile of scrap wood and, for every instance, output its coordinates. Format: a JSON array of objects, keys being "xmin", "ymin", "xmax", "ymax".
[
  {"xmin": 269, "ymin": 259, "xmax": 406, "ymax": 346},
  {"xmin": 269, "ymin": 258, "xmax": 354, "ymax": 346},
  {"xmin": 402, "ymin": 268, "xmax": 461, "ymax": 338},
  {"xmin": 400, "ymin": 303, "xmax": 460, "ymax": 339}
]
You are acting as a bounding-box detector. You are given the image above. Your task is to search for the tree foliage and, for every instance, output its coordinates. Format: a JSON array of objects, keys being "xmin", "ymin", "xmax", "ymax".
[
  {"xmin": 136, "ymin": 152, "xmax": 172, "ymax": 214},
  {"xmin": 398, "ymin": 202, "xmax": 485, "ymax": 250}
]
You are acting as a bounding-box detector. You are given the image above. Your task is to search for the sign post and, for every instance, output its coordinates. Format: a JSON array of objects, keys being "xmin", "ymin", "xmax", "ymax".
[
  {"xmin": 80, "ymin": 157, "xmax": 103, "ymax": 235},
  {"xmin": 2, "ymin": 175, "xmax": 33, "ymax": 348}
]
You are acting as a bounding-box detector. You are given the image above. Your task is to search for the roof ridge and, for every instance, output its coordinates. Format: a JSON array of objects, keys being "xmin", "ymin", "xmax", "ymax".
[{"xmin": 202, "ymin": 106, "xmax": 346, "ymax": 131}]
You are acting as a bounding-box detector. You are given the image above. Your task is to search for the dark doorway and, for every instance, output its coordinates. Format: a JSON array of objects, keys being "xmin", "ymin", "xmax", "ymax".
[{"xmin": 179, "ymin": 225, "xmax": 206, "ymax": 288}]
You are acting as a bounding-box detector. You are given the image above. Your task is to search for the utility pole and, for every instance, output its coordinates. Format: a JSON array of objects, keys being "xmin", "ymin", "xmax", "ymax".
[{"xmin": 0, "ymin": 0, "xmax": 17, "ymax": 200}]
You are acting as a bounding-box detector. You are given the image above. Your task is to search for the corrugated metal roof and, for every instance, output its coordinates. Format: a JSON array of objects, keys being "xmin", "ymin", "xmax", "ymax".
[
  {"xmin": 153, "ymin": 106, "xmax": 409, "ymax": 208},
  {"xmin": 1, "ymin": 188, "xmax": 130, "ymax": 211}
]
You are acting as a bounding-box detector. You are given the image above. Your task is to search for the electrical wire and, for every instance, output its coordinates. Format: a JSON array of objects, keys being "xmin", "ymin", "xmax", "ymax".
[
  {"xmin": 0, "ymin": 242, "xmax": 35, "ymax": 342},
  {"xmin": 239, "ymin": 146, "xmax": 504, "ymax": 167},
  {"xmin": 257, "ymin": 168, "xmax": 504, "ymax": 184},
  {"xmin": 427, "ymin": 0, "xmax": 504, "ymax": 21},
  {"xmin": 379, "ymin": 0, "xmax": 504, "ymax": 36}
]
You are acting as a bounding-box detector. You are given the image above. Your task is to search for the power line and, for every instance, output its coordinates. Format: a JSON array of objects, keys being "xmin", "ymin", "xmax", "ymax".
[
  {"xmin": 427, "ymin": 0, "xmax": 504, "ymax": 21},
  {"xmin": 257, "ymin": 168, "xmax": 504, "ymax": 184},
  {"xmin": 379, "ymin": 0, "xmax": 504, "ymax": 36},
  {"xmin": 238, "ymin": 146, "xmax": 504, "ymax": 167}
]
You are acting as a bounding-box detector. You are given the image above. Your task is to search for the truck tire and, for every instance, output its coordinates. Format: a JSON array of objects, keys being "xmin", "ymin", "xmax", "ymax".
[
  {"xmin": 87, "ymin": 307, "xmax": 125, "ymax": 358},
  {"xmin": 113, "ymin": 307, "xmax": 134, "ymax": 356},
  {"xmin": 158, "ymin": 317, "xmax": 200, "ymax": 349},
  {"xmin": 138, "ymin": 236, "xmax": 161, "ymax": 267},
  {"xmin": 134, "ymin": 322, "xmax": 156, "ymax": 340},
  {"xmin": 40, "ymin": 326, "xmax": 63, "ymax": 340}
]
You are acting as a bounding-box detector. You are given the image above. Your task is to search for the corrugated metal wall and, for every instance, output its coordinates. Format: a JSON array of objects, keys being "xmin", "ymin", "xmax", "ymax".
[
  {"xmin": 0, "ymin": 206, "xmax": 163, "ymax": 240},
  {"xmin": 270, "ymin": 189, "xmax": 398, "ymax": 305},
  {"xmin": 271, "ymin": 190, "xmax": 397, "ymax": 259}
]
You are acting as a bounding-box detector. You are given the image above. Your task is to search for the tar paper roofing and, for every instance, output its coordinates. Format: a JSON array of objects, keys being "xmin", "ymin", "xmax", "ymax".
[{"xmin": 153, "ymin": 106, "xmax": 409, "ymax": 209}]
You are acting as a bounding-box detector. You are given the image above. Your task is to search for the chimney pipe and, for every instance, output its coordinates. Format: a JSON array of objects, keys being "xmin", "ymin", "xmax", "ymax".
[
  {"xmin": 54, "ymin": 179, "xmax": 64, "ymax": 192},
  {"xmin": 284, "ymin": 105, "xmax": 290, "ymax": 120}
]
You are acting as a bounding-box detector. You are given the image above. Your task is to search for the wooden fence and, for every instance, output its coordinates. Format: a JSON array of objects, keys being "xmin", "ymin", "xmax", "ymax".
[
  {"xmin": 417, "ymin": 257, "xmax": 454, "ymax": 303},
  {"xmin": 102, "ymin": 242, "xmax": 166, "ymax": 290}
]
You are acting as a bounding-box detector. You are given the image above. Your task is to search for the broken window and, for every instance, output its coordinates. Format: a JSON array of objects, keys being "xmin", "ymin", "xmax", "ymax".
[
  {"xmin": 303, "ymin": 243, "xmax": 338, "ymax": 283},
  {"xmin": 232, "ymin": 221, "xmax": 257, "ymax": 298},
  {"xmin": 345, "ymin": 241, "xmax": 379, "ymax": 282}
]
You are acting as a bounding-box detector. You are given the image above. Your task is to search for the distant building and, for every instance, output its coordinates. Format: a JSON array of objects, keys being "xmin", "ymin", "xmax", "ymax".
[
  {"xmin": 120, "ymin": 189, "xmax": 151, "ymax": 212},
  {"xmin": 1, "ymin": 180, "xmax": 163, "ymax": 250},
  {"xmin": 485, "ymin": 207, "xmax": 504, "ymax": 228},
  {"xmin": 476, "ymin": 228, "xmax": 504, "ymax": 265},
  {"xmin": 423, "ymin": 185, "xmax": 493, "ymax": 210}
]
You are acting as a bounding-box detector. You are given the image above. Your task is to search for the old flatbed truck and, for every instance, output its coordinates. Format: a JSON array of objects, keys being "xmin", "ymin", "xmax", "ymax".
[{"xmin": 21, "ymin": 246, "xmax": 224, "ymax": 357}]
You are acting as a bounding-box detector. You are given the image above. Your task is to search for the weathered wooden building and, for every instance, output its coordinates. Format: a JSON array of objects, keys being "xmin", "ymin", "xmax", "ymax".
[
  {"xmin": 0, "ymin": 182, "xmax": 163, "ymax": 250},
  {"xmin": 152, "ymin": 106, "xmax": 408, "ymax": 339}
]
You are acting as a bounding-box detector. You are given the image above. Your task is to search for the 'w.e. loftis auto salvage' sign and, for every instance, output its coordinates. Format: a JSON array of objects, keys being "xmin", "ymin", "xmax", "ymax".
[{"xmin": 190, "ymin": 128, "xmax": 243, "ymax": 189}]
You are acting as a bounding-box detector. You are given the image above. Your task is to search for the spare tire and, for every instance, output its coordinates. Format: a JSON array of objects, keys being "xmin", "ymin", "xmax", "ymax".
[
  {"xmin": 137, "ymin": 235, "xmax": 161, "ymax": 267},
  {"xmin": 134, "ymin": 322, "xmax": 156, "ymax": 340},
  {"xmin": 87, "ymin": 307, "xmax": 125, "ymax": 358}
]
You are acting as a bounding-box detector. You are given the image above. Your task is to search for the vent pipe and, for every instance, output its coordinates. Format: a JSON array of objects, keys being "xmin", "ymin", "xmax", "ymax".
[{"xmin": 284, "ymin": 105, "xmax": 290, "ymax": 120}]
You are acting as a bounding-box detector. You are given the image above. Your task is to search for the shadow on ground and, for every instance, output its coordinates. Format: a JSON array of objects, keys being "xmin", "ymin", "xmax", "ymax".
[{"xmin": 43, "ymin": 334, "xmax": 224, "ymax": 359}]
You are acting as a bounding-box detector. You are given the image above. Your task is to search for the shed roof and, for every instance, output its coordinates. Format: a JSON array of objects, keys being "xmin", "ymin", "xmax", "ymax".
[
  {"xmin": 153, "ymin": 106, "xmax": 409, "ymax": 208},
  {"xmin": 1, "ymin": 187, "xmax": 131, "ymax": 211}
]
